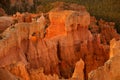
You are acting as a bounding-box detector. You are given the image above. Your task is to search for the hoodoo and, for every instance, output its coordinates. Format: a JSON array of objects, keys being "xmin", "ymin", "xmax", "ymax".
[{"xmin": 0, "ymin": 1, "xmax": 120, "ymax": 80}]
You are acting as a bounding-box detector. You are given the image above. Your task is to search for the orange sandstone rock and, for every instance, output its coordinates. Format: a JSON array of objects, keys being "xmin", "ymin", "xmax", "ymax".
[
  {"xmin": 72, "ymin": 59, "xmax": 84, "ymax": 80},
  {"xmin": 0, "ymin": 69, "xmax": 19, "ymax": 80},
  {"xmin": 7, "ymin": 62, "xmax": 30, "ymax": 80},
  {"xmin": 0, "ymin": 16, "xmax": 13, "ymax": 33},
  {"xmin": 29, "ymin": 36, "xmax": 37, "ymax": 43},
  {"xmin": 110, "ymin": 39, "xmax": 120, "ymax": 58},
  {"xmin": 88, "ymin": 51, "xmax": 120, "ymax": 80},
  {"xmin": 0, "ymin": 9, "xmax": 118, "ymax": 80},
  {"xmin": 46, "ymin": 10, "xmax": 90, "ymax": 38}
]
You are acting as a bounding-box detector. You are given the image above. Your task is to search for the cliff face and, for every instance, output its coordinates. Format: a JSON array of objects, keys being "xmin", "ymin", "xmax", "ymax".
[
  {"xmin": 0, "ymin": 69, "xmax": 19, "ymax": 80},
  {"xmin": 89, "ymin": 17, "xmax": 120, "ymax": 45},
  {"xmin": 0, "ymin": 16, "xmax": 13, "ymax": 33},
  {"xmin": 45, "ymin": 10, "xmax": 92, "ymax": 78},
  {"xmin": 110, "ymin": 39, "xmax": 120, "ymax": 58},
  {"xmin": 0, "ymin": 6, "xmax": 120, "ymax": 80},
  {"xmin": 88, "ymin": 39, "xmax": 120, "ymax": 80},
  {"xmin": 72, "ymin": 59, "xmax": 84, "ymax": 80}
]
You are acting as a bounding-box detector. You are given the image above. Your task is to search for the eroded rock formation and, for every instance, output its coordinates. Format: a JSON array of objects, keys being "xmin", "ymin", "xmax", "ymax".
[
  {"xmin": 0, "ymin": 16, "xmax": 13, "ymax": 33},
  {"xmin": 89, "ymin": 17, "xmax": 120, "ymax": 45},
  {"xmin": 110, "ymin": 39, "xmax": 120, "ymax": 58},
  {"xmin": 72, "ymin": 59, "xmax": 84, "ymax": 80},
  {"xmin": 88, "ymin": 39, "xmax": 120, "ymax": 80},
  {"xmin": 0, "ymin": 5, "xmax": 120, "ymax": 80},
  {"xmin": 0, "ymin": 68, "xmax": 19, "ymax": 80}
]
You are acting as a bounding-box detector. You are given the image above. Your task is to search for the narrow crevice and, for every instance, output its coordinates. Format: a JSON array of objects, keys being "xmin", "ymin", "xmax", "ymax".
[
  {"xmin": 84, "ymin": 62, "xmax": 87, "ymax": 80},
  {"xmin": 24, "ymin": 27, "xmax": 31, "ymax": 62},
  {"xmin": 24, "ymin": 39, "xmax": 29, "ymax": 62},
  {"xmin": 57, "ymin": 41, "xmax": 62, "ymax": 61},
  {"xmin": 56, "ymin": 41, "xmax": 63, "ymax": 78}
]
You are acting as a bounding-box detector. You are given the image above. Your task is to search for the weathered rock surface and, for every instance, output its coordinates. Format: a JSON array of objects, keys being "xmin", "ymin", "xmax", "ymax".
[
  {"xmin": 45, "ymin": 10, "xmax": 92, "ymax": 78},
  {"xmin": 29, "ymin": 68, "xmax": 59, "ymax": 80},
  {"xmin": 46, "ymin": 10, "xmax": 110, "ymax": 79},
  {"xmin": 89, "ymin": 17, "xmax": 120, "ymax": 45},
  {"xmin": 0, "ymin": 68, "xmax": 20, "ymax": 80},
  {"xmin": 88, "ymin": 39, "xmax": 120, "ymax": 80},
  {"xmin": 110, "ymin": 39, "xmax": 120, "ymax": 58},
  {"xmin": 0, "ymin": 8, "xmax": 119, "ymax": 80},
  {"xmin": 0, "ymin": 16, "xmax": 13, "ymax": 33},
  {"xmin": 13, "ymin": 12, "xmax": 32, "ymax": 23},
  {"xmin": 0, "ymin": 14, "xmax": 60, "ymax": 80},
  {"xmin": 72, "ymin": 59, "xmax": 84, "ymax": 80},
  {"xmin": 6, "ymin": 62, "xmax": 30, "ymax": 80},
  {"xmin": 46, "ymin": 10, "xmax": 90, "ymax": 38}
]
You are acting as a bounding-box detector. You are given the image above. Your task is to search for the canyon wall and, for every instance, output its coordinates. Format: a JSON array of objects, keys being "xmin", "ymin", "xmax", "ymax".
[
  {"xmin": 0, "ymin": 8, "xmax": 119, "ymax": 80},
  {"xmin": 88, "ymin": 39, "xmax": 120, "ymax": 80}
]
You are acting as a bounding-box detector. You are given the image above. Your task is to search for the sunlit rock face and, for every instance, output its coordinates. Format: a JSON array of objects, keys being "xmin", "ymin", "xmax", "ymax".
[
  {"xmin": 45, "ymin": 10, "xmax": 110, "ymax": 79},
  {"xmin": 46, "ymin": 10, "xmax": 90, "ymax": 38},
  {"xmin": 45, "ymin": 10, "xmax": 92, "ymax": 78},
  {"xmin": 88, "ymin": 45, "xmax": 120, "ymax": 80},
  {"xmin": 0, "ymin": 7, "xmax": 119, "ymax": 80},
  {"xmin": 72, "ymin": 59, "xmax": 84, "ymax": 80},
  {"xmin": 110, "ymin": 39, "xmax": 120, "ymax": 58}
]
